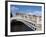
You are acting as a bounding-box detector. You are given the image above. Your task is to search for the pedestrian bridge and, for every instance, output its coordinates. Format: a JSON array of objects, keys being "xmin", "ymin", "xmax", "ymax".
[{"xmin": 10, "ymin": 16, "xmax": 37, "ymax": 31}]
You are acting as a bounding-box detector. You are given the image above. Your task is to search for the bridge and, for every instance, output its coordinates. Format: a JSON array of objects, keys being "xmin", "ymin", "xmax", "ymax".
[{"xmin": 10, "ymin": 16, "xmax": 38, "ymax": 31}]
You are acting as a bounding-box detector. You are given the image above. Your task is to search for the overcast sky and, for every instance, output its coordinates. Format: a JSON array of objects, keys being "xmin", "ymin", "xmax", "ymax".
[{"xmin": 10, "ymin": 5, "xmax": 42, "ymax": 16}]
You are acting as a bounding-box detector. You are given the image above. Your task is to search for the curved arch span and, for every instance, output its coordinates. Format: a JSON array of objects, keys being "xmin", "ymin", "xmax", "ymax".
[{"xmin": 11, "ymin": 19, "xmax": 34, "ymax": 32}]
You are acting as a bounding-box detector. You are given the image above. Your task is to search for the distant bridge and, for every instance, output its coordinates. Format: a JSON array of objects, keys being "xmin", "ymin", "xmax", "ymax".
[{"xmin": 10, "ymin": 16, "xmax": 37, "ymax": 31}]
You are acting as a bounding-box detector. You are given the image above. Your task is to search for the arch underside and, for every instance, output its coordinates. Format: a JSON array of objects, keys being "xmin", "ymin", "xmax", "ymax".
[{"xmin": 11, "ymin": 19, "xmax": 34, "ymax": 32}]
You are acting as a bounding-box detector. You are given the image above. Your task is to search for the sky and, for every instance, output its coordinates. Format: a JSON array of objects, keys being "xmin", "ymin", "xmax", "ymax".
[{"xmin": 10, "ymin": 5, "xmax": 42, "ymax": 16}]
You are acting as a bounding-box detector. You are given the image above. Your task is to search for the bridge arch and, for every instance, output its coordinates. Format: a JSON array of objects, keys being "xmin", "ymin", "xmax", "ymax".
[
  {"xmin": 10, "ymin": 17, "xmax": 37, "ymax": 31},
  {"xmin": 11, "ymin": 19, "xmax": 25, "ymax": 26},
  {"xmin": 11, "ymin": 19, "xmax": 34, "ymax": 31}
]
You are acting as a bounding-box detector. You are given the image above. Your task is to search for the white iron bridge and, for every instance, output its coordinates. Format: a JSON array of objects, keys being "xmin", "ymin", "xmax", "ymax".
[{"xmin": 10, "ymin": 16, "xmax": 38, "ymax": 31}]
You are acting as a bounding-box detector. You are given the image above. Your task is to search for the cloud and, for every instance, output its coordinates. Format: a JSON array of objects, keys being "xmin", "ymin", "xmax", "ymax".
[
  {"xmin": 11, "ymin": 7, "xmax": 19, "ymax": 12},
  {"xmin": 15, "ymin": 7, "xmax": 19, "ymax": 10},
  {"xmin": 26, "ymin": 11, "xmax": 42, "ymax": 16},
  {"xmin": 33, "ymin": 11, "xmax": 42, "ymax": 16},
  {"xmin": 11, "ymin": 7, "xmax": 19, "ymax": 16}
]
